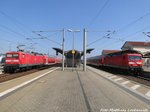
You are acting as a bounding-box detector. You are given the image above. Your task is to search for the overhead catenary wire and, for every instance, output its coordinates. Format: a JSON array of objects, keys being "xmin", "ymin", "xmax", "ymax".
[
  {"xmin": 88, "ymin": 5, "xmax": 150, "ymax": 52},
  {"xmin": 32, "ymin": 31, "xmax": 62, "ymax": 46},
  {"xmin": 92, "ymin": 11, "xmax": 150, "ymax": 52},
  {"xmin": 99, "ymin": 11, "xmax": 150, "ymax": 48},
  {"xmin": 113, "ymin": 11, "xmax": 150, "ymax": 42},
  {"xmin": 0, "ymin": 10, "xmax": 34, "ymax": 38},
  {"xmin": 117, "ymin": 11, "xmax": 150, "ymax": 32},
  {"xmin": 29, "ymin": 31, "xmax": 62, "ymax": 54},
  {"xmin": 99, "ymin": 39, "xmax": 124, "ymax": 50},
  {"xmin": 0, "ymin": 28, "xmax": 17, "ymax": 43},
  {"xmin": 87, "ymin": 36, "xmax": 109, "ymax": 47},
  {"xmin": 87, "ymin": 6, "xmax": 150, "ymax": 56},
  {"xmin": 121, "ymin": 25, "xmax": 150, "ymax": 40},
  {"xmin": 0, "ymin": 10, "xmax": 56, "ymax": 54},
  {"xmin": 88, "ymin": 0, "xmax": 110, "ymax": 28},
  {"xmin": 98, "ymin": 28, "xmax": 149, "ymax": 51},
  {"xmin": 0, "ymin": 38, "xmax": 16, "ymax": 43},
  {"xmin": 86, "ymin": 30, "xmax": 115, "ymax": 47},
  {"xmin": 0, "ymin": 23, "xmax": 47, "ymax": 53},
  {"xmin": 32, "ymin": 31, "xmax": 60, "ymax": 39},
  {"xmin": 0, "ymin": 10, "xmax": 34, "ymax": 40},
  {"xmin": 143, "ymin": 32, "xmax": 150, "ymax": 38},
  {"xmin": 0, "ymin": 10, "xmax": 33, "ymax": 32},
  {"xmin": 97, "ymin": 25, "xmax": 150, "ymax": 51},
  {"xmin": 33, "ymin": 30, "xmax": 63, "ymax": 33},
  {"xmin": 0, "ymin": 24, "xmax": 26, "ymax": 38}
]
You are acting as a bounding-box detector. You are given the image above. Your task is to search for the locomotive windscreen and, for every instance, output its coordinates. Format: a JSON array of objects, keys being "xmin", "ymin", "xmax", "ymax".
[
  {"xmin": 128, "ymin": 56, "xmax": 142, "ymax": 60},
  {"xmin": 6, "ymin": 54, "xmax": 19, "ymax": 58}
]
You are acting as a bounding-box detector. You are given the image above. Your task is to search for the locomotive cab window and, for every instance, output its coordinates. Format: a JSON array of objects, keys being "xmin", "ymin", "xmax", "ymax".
[
  {"xmin": 6, "ymin": 54, "xmax": 19, "ymax": 58},
  {"xmin": 6, "ymin": 54, "xmax": 12, "ymax": 58},
  {"xmin": 13, "ymin": 54, "xmax": 19, "ymax": 58},
  {"xmin": 128, "ymin": 56, "xmax": 141, "ymax": 60}
]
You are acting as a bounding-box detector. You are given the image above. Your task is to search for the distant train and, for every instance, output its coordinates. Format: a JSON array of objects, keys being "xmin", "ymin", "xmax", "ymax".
[
  {"xmin": 87, "ymin": 50, "xmax": 143, "ymax": 75},
  {"xmin": 4, "ymin": 51, "xmax": 61, "ymax": 73}
]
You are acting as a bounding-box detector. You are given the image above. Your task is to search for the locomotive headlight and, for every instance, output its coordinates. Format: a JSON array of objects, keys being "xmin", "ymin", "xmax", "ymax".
[
  {"xmin": 128, "ymin": 62, "xmax": 134, "ymax": 64},
  {"xmin": 13, "ymin": 60, "xmax": 19, "ymax": 62},
  {"xmin": 136, "ymin": 62, "xmax": 142, "ymax": 64},
  {"xmin": 6, "ymin": 60, "xmax": 12, "ymax": 62},
  {"xmin": 5, "ymin": 60, "xmax": 19, "ymax": 62}
]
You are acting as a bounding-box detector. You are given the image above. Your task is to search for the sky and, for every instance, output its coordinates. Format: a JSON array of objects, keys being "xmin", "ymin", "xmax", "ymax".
[{"xmin": 0, "ymin": 0, "xmax": 150, "ymax": 57}]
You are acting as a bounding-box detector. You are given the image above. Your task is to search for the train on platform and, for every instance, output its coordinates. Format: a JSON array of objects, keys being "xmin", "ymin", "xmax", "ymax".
[
  {"xmin": 4, "ymin": 51, "xmax": 61, "ymax": 73},
  {"xmin": 87, "ymin": 50, "xmax": 143, "ymax": 75}
]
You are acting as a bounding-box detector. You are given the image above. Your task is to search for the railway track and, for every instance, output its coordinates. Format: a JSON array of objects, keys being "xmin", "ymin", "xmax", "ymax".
[
  {"xmin": 0, "ymin": 69, "xmax": 40, "ymax": 83},
  {"xmin": 0, "ymin": 64, "xmax": 61, "ymax": 83},
  {"xmin": 89, "ymin": 65, "xmax": 150, "ymax": 87},
  {"xmin": 137, "ymin": 76, "xmax": 150, "ymax": 81},
  {"xmin": 119, "ymin": 75, "xmax": 150, "ymax": 87}
]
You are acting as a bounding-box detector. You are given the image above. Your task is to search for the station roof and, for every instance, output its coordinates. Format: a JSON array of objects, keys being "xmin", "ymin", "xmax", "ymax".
[
  {"xmin": 107, "ymin": 50, "xmax": 141, "ymax": 56},
  {"xmin": 121, "ymin": 41, "xmax": 150, "ymax": 49},
  {"xmin": 143, "ymin": 52, "xmax": 150, "ymax": 58},
  {"xmin": 102, "ymin": 50, "xmax": 121, "ymax": 55}
]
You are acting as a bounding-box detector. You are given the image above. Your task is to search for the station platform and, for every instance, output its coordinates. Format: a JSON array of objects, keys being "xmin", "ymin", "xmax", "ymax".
[
  {"xmin": 143, "ymin": 66, "xmax": 150, "ymax": 72},
  {"xmin": 0, "ymin": 67, "xmax": 149, "ymax": 112},
  {"xmin": 0, "ymin": 65, "xmax": 3, "ymax": 74}
]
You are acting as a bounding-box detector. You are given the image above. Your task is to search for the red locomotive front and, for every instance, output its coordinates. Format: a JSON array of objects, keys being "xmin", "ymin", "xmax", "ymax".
[
  {"xmin": 127, "ymin": 54, "xmax": 142, "ymax": 67},
  {"xmin": 126, "ymin": 53, "xmax": 143, "ymax": 74},
  {"xmin": 5, "ymin": 52, "xmax": 22, "ymax": 72},
  {"xmin": 5, "ymin": 52, "xmax": 20, "ymax": 65}
]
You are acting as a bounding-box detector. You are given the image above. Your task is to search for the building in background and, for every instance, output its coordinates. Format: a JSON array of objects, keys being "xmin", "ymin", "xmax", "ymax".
[{"xmin": 102, "ymin": 50, "xmax": 120, "ymax": 55}]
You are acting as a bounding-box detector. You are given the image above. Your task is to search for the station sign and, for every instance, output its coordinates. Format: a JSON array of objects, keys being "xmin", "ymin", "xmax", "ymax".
[{"xmin": 72, "ymin": 50, "xmax": 75, "ymax": 54}]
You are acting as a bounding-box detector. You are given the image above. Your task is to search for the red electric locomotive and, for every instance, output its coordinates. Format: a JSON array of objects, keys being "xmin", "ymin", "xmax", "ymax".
[
  {"xmin": 87, "ymin": 50, "xmax": 143, "ymax": 75},
  {"xmin": 4, "ymin": 51, "xmax": 44, "ymax": 73},
  {"xmin": 4, "ymin": 51, "xmax": 61, "ymax": 73}
]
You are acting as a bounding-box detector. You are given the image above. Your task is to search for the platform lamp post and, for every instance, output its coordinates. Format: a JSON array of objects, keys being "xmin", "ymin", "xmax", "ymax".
[
  {"xmin": 62, "ymin": 29, "xmax": 65, "ymax": 71},
  {"xmin": 83, "ymin": 29, "xmax": 87, "ymax": 71},
  {"xmin": 83, "ymin": 29, "xmax": 113, "ymax": 72},
  {"xmin": 67, "ymin": 29, "xmax": 80, "ymax": 71}
]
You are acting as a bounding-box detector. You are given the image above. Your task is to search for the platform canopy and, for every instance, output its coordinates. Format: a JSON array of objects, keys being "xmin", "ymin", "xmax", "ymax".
[
  {"xmin": 53, "ymin": 47, "xmax": 94, "ymax": 59},
  {"xmin": 142, "ymin": 52, "xmax": 150, "ymax": 58}
]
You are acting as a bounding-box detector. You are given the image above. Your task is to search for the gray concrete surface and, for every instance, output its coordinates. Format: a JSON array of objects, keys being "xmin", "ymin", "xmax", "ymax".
[
  {"xmin": 143, "ymin": 66, "xmax": 150, "ymax": 72},
  {"xmin": 0, "ymin": 68, "xmax": 149, "ymax": 112},
  {"xmin": 142, "ymin": 66, "xmax": 150, "ymax": 78},
  {"xmin": 87, "ymin": 66, "xmax": 150, "ymax": 101},
  {"xmin": 0, "ymin": 65, "xmax": 3, "ymax": 74}
]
